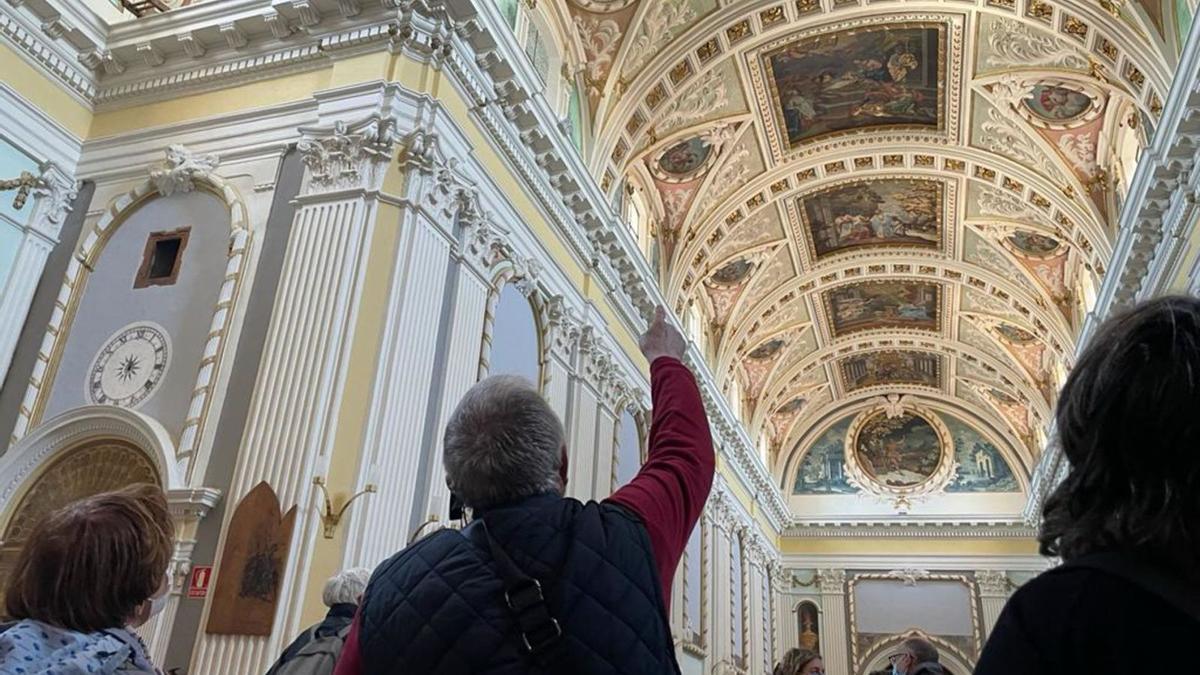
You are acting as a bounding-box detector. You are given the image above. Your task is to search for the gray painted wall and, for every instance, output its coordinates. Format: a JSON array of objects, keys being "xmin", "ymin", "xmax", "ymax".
[
  {"xmin": 0, "ymin": 182, "xmax": 95, "ymax": 449},
  {"xmin": 42, "ymin": 191, "xmax": 230, "ymax": 441}
]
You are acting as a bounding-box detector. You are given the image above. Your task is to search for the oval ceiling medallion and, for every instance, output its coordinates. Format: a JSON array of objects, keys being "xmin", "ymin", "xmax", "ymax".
[
  {"xmin": 995, "ymin": 323, "xmax": 1037, "ymax": 344},
  {"xmin": 845, "ymin": 408, "xmax": 952, "ymax": 495},
  {"xmin": 710, "ymin": 258, "xmax": 755, "ymax": 285},
  {"xmin": 748, "ymin": 338, "xmax": 785, "ymax": 359},
  {"xmin": 1006, "ymin": 230, "xmax": 1062, "ymax": 257},
  {"xmin": 1023, "ymin": 85, "xmax": 1094, "ymax": 123},
  {"xmin": 656, "ymin": 136, "xmax": 713, "ymax": 179}
]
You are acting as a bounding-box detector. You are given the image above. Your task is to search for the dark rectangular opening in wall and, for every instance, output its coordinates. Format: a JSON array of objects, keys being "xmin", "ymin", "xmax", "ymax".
[{"xmin": 135, "ymin": 227, "xmax": 190, "ymax": 288}]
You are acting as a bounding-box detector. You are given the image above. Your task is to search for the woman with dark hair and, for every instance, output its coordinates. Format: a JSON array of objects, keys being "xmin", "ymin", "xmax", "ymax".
[
  {"xmin": 773, "ymin": 647, "xmax": 824, "ymax": 675},
  {"xmin": 976, "ymin": 296, "xmax": 1200, "ymax": 673},
  {"xmin": 0, "ymin": 484, "xmax": 174, "ymax": 674}
]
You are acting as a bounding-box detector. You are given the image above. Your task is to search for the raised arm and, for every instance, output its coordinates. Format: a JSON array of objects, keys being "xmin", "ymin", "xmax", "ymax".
[{"xmin": 607, "ymin": 308, "xmax": 715, "ymax": 601}]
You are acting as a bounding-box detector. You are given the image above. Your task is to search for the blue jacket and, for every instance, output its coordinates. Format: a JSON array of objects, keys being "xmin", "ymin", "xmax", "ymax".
[
  {"xmin": 0, "ymin": 619, "xmax": 157, "ymax": 675},
  {"xmin": 357, "ymin": 493, "xmax": 681, "ymax": 675}
]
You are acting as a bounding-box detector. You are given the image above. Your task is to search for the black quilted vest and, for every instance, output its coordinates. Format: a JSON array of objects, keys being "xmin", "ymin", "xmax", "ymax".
[{"xmin": 358, "ymin": 493, "xmax": 681, "ymax": 675}]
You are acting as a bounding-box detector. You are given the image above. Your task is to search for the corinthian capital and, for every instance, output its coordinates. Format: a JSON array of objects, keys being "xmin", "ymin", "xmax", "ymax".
[
  {"xmin": 30, "ymin": 161, "xmax": 80, "ymax": 235},
  {"xmin": 297, "ymin": 115, "xmax": 396, "ymax": 194}
]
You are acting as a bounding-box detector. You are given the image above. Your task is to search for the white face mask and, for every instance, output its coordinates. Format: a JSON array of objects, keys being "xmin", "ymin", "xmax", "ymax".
[{"xmin": 147, "ymin": 588, "xmax": 169, "ymax": 618}]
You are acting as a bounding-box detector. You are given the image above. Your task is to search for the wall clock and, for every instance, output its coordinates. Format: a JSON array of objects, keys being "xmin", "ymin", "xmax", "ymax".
[{"xmin": 87, "ymin": 322, "xmax": 171, "ymax": 408}]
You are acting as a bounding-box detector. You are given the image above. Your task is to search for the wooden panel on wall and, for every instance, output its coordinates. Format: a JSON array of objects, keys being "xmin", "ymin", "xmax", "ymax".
[{"xmin": 205, "ymin": 481, "xmax": 296, "ymax": 636}]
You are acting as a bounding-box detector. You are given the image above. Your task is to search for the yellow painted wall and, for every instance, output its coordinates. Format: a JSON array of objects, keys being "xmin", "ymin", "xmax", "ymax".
[
  {"xmin": 0, "ymin": 43, "xmax": 91, "ymax": 139},
  {"xmin": 296, "ymin": 194, "xmax": 406, "ymax": 626}
]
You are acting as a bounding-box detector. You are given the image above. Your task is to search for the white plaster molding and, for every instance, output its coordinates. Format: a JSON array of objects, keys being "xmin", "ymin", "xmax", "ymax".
[
  {"xmin": 296, "ymin": 114, "xmax": 396, "ymax": 193},
  {"xmin": 149, "ymin": 144, "xmax": 221, "ymax": 196},
  {"xmin": 975, "ymin": 569, "xmax": 1012, "ymax": 596},
  {"xmin": 0, "ymin": 84, "xmax": 83, "ymax": 173},
  {"xmin": 0, "ymin": 406, "xmax": 183, "ymax": 513}
]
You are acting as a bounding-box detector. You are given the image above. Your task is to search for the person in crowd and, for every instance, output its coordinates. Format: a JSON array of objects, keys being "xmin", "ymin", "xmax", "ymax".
[
  {"xmin": 332, "ymin": 306, "xmax": 714, "ymax": 675},
  {"xmin": 265, "ymin": 567, "xmax": 371, "ymax": 675},
  {"xmin": 772, "ymin": 647, "xmax": 824, "ymax": 675},
  {"xmin": 0, "ymin": 484, "xmax": 173, "ymax": 675},
  {"xmin": 887, "ymin": 637, "xmax": 945, "ymax": 675},
  {"xmin": 975, "ymin": 295, "xmax": 1200, "ymax": 672}
]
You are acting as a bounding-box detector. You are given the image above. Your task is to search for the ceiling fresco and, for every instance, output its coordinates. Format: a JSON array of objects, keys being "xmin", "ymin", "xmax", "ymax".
[{"xmin": 551, "ymin": 0, "xmax": 1171, "ymax": 517}]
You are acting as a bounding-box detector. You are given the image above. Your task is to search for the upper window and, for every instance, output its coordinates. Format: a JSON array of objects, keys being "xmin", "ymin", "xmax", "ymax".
[
  {"xmin": 487, "ymin": 283, "xmax": 541, "ymax": 387},
  {"xmin": 613, "ymin": 408, "xmax": 643, "ymax": 489},
  {"xmin": 134, "ymin": 227, "xmax": 190, "ymax": 288}
]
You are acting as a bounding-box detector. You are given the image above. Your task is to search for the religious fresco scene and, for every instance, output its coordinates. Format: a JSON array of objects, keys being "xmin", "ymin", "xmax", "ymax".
[
  {"xmin": 824, "ymin": 281, "xmax": 940, "ymax": 336},
  {"xmin": 800, "ymin": 179, "xmax": 943, "ymax": 258},
  {"xmin": 852, "ymin": 411, "xmax": 943, "ymax": 488},
  {"xmin": 764, "ymin": 24, "xmax": 944, "ymax": 145},
  {"xmin": 0, "ymin": 0, "xmax": 1193, "ymax": 670}
]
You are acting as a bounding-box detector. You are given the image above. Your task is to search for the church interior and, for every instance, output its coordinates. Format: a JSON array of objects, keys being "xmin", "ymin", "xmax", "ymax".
[{"xmin": 0, "ymin": 0, "xmax": 1198, "ymax": 672}]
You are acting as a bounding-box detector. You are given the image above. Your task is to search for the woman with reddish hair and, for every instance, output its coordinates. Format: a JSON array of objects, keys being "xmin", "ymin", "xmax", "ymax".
[{"xmin": 0, "ymin": 483, "xmax": 174, "ymax": 674}]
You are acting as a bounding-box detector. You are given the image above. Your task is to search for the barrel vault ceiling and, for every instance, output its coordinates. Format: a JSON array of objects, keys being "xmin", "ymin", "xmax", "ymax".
[{"xmin": 549, "ymin": 0, "xmax": 1174, "ymax": 511}]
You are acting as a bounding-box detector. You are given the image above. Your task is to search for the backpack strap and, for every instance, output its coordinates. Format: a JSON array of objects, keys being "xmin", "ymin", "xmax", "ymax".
[
  {"xmin": 1064, "ymin": 552, "xmax": 1200, "ymax": 623},
  {"xmin": 466, "ymin": 519, "xmax": 566, "ymax": 667}
]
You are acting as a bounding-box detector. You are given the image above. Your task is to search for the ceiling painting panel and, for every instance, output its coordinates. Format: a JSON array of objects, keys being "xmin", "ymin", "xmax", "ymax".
[
  {"xmin": 839, "ymin": 350, "xmax": 942, "ymax": 393},
  {"xmin": 823, "ymin": 280, "xmax": 941, "ymax": 337},
  {"xmin": 760, "ymin": 23, "xmax": 944, "ymax": 148},
  {"xmin": 798, "ymin": 178, "xmax": 943, "ymax": 260}
]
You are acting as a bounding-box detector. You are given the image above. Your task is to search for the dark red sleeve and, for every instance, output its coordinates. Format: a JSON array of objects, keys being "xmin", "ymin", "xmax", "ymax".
[
  {"xmin": 331, "ymin": 612, "xmax": 363, "ymax": 675},
  {"xmin": 606, "ymin": 356, "xmax": 715, "ymax": 608}
]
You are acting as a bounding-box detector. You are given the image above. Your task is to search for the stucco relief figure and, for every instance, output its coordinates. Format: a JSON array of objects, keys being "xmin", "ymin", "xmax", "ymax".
[
  {"xmin": 825, "ymin": 281, "xmax": 940, "ymax": 336},
  {"xmin": 764, "ymin": 25, "xmax": 943, "ymax": 146},
  {"xmin": 853, "ymin": 411, "xmax": 943, "ymax": 488},
  {"xmin": 800, "ymin": 179, "xmax": 942, "ymax": 258}
]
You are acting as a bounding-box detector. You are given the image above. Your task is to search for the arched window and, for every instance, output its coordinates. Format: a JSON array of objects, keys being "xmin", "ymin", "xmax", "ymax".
[
  {"xmin": 487, "ymin": 283, "xmax": 541, "ymax": 387},
  {"xmin": 1115, "ymin": 116, "xmax": 1144, "ymax": 203},
  {"xmin": 494, "ymin": 0, "xmax": 518, "ymax": 27},
  {"xmin": 683, "ymin": 522, "xmax": 705, "ymax": 646},
  {"xmin": 730, "ymin": 531, "xmax": 746, "ymax": 666},
  {"xmin": 613, "ymin": 408, "xmax": 643, "ymax": 488},
  {"xmin": 684, "ymin": 302, "xmax": 707, "ymax": 358},
  {"xmin": 727, "ymin": 376, "xmax": 744, "ymax": 423},
  {"xmin": 515, "ymin": 6, "xmax": 569, "ymax": 116}
]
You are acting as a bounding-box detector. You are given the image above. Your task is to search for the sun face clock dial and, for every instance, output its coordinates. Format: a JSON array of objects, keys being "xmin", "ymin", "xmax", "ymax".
[{"xmin": 88, "ymin": 323, "xmax": 171, "ymax": 409}]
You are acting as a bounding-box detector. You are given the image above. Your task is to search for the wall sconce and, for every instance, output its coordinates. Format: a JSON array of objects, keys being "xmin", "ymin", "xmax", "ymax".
[{"xmin": 312, "ymin": 476, "xmax": 376, "ymax": 539}]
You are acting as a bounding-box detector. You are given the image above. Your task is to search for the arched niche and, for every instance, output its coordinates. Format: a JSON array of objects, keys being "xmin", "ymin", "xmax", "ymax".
[
  {"xmin": 0, "ymin": 405, "xmax": 175, "ymax": 590},
  {"xmin": 795, "ymin": 599, "xmax": 822, "ymax": 654},
  {"xmin": 485, "ymin": 282, "xmax": 543, "ymax": 388}
]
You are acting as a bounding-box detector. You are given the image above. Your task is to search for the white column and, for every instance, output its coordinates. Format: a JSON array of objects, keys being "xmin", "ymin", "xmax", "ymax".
[
  {"xmin": 710, "ymin": 527, "xmax": 732, "ymax": 666},
  {"xmin": 190, "ymin": 112, "xmax": 395, "ymax": 675},
  {"xmin": 976, "ymin": 570, "xmax": 1012, "ymax": 638},
  {"xmin": 817, "ymin": 569, "xmax": 850, "ymax": 675},
  {"xmin": 0, "ymin": 164, "xmax": 76, "ymax": 385},
  {"xmin": 592, "ymin": 406, "xmax": 617, "ymax": 498}
]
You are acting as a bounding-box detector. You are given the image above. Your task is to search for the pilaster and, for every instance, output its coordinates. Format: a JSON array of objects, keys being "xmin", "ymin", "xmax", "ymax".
[
  {"xmin": 0, "ymin": 162, "xmax": 77, "ymax": 386},
  {"xmin": 817, "ymin": 569, "xmax": 850, "ymax": 675},
  {"xmin": 190, "ymin": 107, "xmax": 396, "ymax": 675},
  {"xmin": 976, "ymin": 570, "xmax": 1013, "ymax": 638}
]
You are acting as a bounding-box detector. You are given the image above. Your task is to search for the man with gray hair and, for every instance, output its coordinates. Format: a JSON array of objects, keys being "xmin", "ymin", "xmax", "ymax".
[
  {"xmin": 887, "ymin": 636, "xmax": 946, "ymax": 675},
  {"xmin": 266, "ymin": 567, "xmax": 370, "ymax": 675},
  {"xmin": 335, "ymin": 307, "xmax": 714, "ymax": 675}
]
